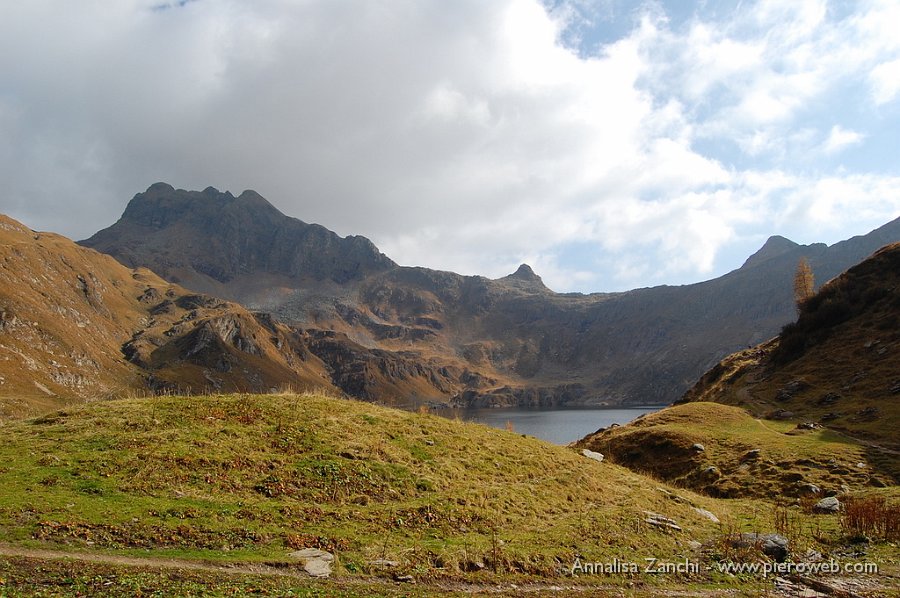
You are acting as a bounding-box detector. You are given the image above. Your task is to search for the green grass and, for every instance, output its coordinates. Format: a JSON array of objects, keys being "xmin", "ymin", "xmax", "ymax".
[
  {"xmin": 579, "ymin": 402, "xmax": 892, "ymax": 499},
  {"xmin": 0, "ymin": 555, "xmax": 449, "ymax": 597},
  {"xmin": 0, "ymin": 392, "xmax": 896, "ymax": 595},
  {"xmin": 0, "ymin": 393, "xmax": 732, "ymax": 577}
]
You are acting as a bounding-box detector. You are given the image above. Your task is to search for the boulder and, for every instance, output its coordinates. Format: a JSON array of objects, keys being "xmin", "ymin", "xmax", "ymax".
[
  {"xmin": 732, "ymin": 533, "xmax": 789, "ymax": 561},
  {"xmin": 693, "ymin": 507, "xmax": 720, "ymax": 524},
  {"xmin": 814, "ymin": 496, "xmax": 841, "ymax": 513},
  {"xmin": 700, "ymin": 465, "xmax": 720, "ymax": 478},
  {"xmin": 289, "ymin": 548, "xmax": 335, "ymax": 578},
  {"xmin": 798, "ymin": 483, "xmax": 821, "ymax": 495},
  {"xmin": 643, "ymin": 511, "xmax": 682, "ymax": 531},
  {"xmin": 581, "ymin": 449, "xmax": 604, "ymax": 463}
]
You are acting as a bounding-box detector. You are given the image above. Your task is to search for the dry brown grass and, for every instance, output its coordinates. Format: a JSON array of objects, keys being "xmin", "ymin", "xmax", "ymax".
[{"xmin": 842, "ymin": 495, "xmax": 900, "ymax": 541}]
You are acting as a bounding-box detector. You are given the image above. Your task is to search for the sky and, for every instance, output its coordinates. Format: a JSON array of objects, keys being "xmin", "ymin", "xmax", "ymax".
[{"xmin": 2, "ymin": 0, "xmax": 900, "ymax": 293}]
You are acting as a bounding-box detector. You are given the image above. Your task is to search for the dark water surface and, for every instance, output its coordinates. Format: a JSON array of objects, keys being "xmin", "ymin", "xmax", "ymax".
[{"xmin": 438, "ymin": 406, "xmax": 661, "ymax": 445}]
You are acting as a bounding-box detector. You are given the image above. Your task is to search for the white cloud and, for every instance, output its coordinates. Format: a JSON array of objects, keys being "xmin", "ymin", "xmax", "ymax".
[
  {"xmin": 0, "ymin": 0, "xmax": 899, "ymax": 293},
  {"xmin": 822, "ymin": 125, "xmax": 864, "ymax": 154},
  {"xmin": 870, "ymin": 58, "xmax": 900, "ymax": 105}
]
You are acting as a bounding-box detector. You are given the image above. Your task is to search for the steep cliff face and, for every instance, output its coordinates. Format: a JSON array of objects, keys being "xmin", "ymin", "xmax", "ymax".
[{"xmin": 78, "ymin": 184, "xmax": 900, "ymax": 406}]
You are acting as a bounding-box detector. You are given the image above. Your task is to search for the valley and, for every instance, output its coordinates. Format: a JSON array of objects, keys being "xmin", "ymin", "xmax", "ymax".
[{"xmin": 0, "ymin": 188, "xmax": 897, "ymax": 596}]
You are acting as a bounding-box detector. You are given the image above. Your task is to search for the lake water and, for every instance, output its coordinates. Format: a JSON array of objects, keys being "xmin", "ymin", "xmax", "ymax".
[{"xmin": 437, "ymin": 406, "xmax": 661, "ymax": 445}]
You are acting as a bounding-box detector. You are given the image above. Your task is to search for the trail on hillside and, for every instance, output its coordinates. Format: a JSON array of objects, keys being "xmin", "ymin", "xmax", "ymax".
[
  {"xmin": 0, "ymin": 543, "xmax": 771, "ymax": 596},
  {"xmin": 0, "ymin": 543, "xmax": 299, "ymax": 578}
]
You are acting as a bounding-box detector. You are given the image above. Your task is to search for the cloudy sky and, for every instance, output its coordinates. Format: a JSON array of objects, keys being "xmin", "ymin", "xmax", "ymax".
[{"xmin": 2, "ymin": 0, "xmax": 900, "ymax": 292}]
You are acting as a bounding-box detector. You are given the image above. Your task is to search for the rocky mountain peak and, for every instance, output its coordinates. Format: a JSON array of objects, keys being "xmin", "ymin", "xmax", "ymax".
[
  {"xmin": 741, "ymin": 235, "xmax": 801, "ymax": 269},
  {"xmin": 511, "ymin": 263, "xmax": 539, "ymax": 280},
  {"xmin": 119, "ymin": 184, "xmax": 283, "ymax": 229},
  {"xmin": 497, "ymin": 263, "xmax": 548, "ymax": 292},
  {"xmin": 82, "ymin": 184, "xmax": 396, "ymax": 289}
]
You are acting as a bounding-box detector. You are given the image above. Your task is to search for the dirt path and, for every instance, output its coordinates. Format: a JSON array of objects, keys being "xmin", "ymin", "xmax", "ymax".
[
  {"xmin": 0, "ymin": 543, "xmax": 302, "ymax": 578},
  {"xmin": 0, "ymin": 543, "xmax": 759, "ymax": 596},
  {"xmin": 3, "ymin": 543, "xmax": 889, "ymax": 597}
]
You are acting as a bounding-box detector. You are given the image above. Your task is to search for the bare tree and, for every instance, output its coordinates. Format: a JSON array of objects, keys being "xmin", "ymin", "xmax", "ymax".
[{"xmin": 793, "ymin": 257, "xmax": 814, "ymax": 313}]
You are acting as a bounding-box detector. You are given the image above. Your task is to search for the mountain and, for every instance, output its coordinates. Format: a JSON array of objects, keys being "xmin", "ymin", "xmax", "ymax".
[
  {"xmin": 1, "ymin": 213, "xmax": 508, "ymax": 418},
  {"xmin": 681, "ymin": 241, "xmax": 900, "ymax": 452},
  {"xmin": 82, "ymin": 183, "xmax": 395, "ymax": 302},
  {"xmin": 82, "ymin": 184, "xmax": 900, "ymax": 407},
  {"xmin": 578, "ymin": 243, "xmax": 900, "ymax": 496},
  {"xmin": 0, "ymin": 213, "xmax": 346, "ymax": 418}
]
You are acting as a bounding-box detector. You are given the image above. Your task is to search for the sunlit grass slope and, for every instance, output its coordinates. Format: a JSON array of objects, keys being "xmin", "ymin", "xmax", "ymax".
[
  {"xmin": 0, "ymin": 392, "xmax": 738, "ymax": 580},
  {"xmin": 578, "ymin": 402, "xmax": 893, "ymax": 499}
]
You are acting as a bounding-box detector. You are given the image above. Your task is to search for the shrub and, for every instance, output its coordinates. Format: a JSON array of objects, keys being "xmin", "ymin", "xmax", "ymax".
[{"xmin": 841, "ymin": 495, "xmax": 900, "ymax": 541}]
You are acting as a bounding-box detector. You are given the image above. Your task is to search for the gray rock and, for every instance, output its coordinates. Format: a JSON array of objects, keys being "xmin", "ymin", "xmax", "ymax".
[
  {"xmin": 732, "ymin": 533, "xmax": 789, "ymax": 561},
  {"xmin": 700, "ymin": 465, "xmax": 720, "ymax": 477},
  {"xmin": 656, "ymin": 487, "xmax": 687, "ymax": 503},
  {"xmin": 814, "ymin": 496, "xmax": 841, "ymax": 513},
  {"xmin": 289, "ymin": 548, "xmax": 335, "ymax": 578},
  {"xmin": 643, "ymin": 511, "xmax": 682, "ymax": 531},
  {"xmin": 691, "ymin": 443, "xmax": 705, "ymax": 452},
  {"xmin": 798, "ymin": 483, "xmax": 821, "ymax": 495},
  {"xmin": 581, "ymin": 448, "xmax": 604, "ymax": 463},
  {"xmin": 693, "ymin": 507, "xmax": 720, "ymax": 524}
]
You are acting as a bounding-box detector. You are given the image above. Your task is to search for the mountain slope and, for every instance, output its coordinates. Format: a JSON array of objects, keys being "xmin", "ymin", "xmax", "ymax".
[
  {"xmin": 578, "ymin": 243, "xmax": 900, "ymax": 496},
  {"xmin": 0, "ymin": 214, "xmax": 339, "ymax": 418},
  {"xmin": 681, "ymin": 242, "xmax": 900, "ymax": 452},
  {"xmin": 81, "ymin": 184, "xmax": 900, "ymax": 406},
  {"xmin": 2, "ymin": 214, "xmax": 519, "ymax": 416}
]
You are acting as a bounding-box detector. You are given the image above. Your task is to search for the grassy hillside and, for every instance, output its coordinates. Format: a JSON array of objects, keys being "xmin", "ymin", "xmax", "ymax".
[
  {"xmin": 681, "ymin": 243, "xmax": 900, "ymax": 461},
  {"xmin": 0, "ymin": 392, "xmax": 897, "ymax": 595},
  {"xmin": 0, "ymin": 393, "xmax": 726, "ymax": 572},
  {"xmin": 577, "ymin": 402, "xmax": 893, "ymax": 498}
]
